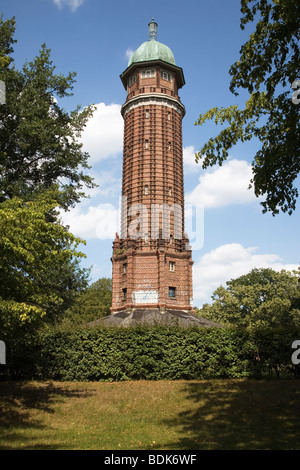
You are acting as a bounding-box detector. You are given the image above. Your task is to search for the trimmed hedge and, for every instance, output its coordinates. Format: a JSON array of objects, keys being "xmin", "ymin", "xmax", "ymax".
[{"xmin": 2, "ymin": 325, "xmax": 300, "ymax": 381}]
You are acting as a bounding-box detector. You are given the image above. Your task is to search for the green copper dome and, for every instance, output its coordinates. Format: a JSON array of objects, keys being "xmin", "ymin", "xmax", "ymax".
[
  {"xmin": 128, "ymin": 20, "xmax": 176, "ymax": 67},
  {"xmin": 128, "ymin": 40, "xmax": 176, "ymax": 66}
]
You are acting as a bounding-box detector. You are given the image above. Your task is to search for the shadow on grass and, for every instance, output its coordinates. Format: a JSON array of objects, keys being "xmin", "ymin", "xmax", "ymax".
[
  {"xmin": 158, "ymin": 380, "xmax": 300, "ymax": 450},
  {"xmin": 0, "ymin": 381, "xmax": 94, "ymax": 450}
]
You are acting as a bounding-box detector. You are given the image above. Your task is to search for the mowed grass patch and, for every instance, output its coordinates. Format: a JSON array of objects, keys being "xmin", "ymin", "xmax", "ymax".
[{"xmin": 0, "ymin": 379, "xmax": 299, "ymax": 450}]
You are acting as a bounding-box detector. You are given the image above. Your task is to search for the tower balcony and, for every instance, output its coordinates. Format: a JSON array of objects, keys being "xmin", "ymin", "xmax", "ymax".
[
  {"xmin": 112, "ymin": 235, "xmax": 191, "ymax": 258},
  {"xmin": 126, "ymin": 86, "xmax": 181, "ymax": 102}
]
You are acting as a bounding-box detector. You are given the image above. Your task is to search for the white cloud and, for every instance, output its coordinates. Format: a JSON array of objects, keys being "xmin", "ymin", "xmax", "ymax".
[
  {"xmin": 62, "ymin": 203, "xmax": 119, "ymax": 240},
  {"xmin": 89, "ymin": 263, "xmax": 112, "ymax": 282},
  {"xmin": 186, "ymin": 159, "xmax": 257, "ymax": 208},
  {"xmin": 95, "ymin": 170, "xmax": 121, "ymax": 199},
  {"xmin": 60, "ymin": 103, "xmax": 124, "ymax": 240},
  {"xmin": 53, "ymin": 0, "xmax": 86, "ymax": 11},
  {"xmin": 193, "ymin": 243, "xmax": 299, "ymax": 307},
  {"xmin": 81, "ymin": 168, "xmax": 121, "ymax": 201},
  {"xmin": 81, "ymin": 103, "xmax": 123, "ymax": 164},
  {"xmin": 125, "ymin": 48, "xmax": 134, "ymax": 61},
  {"xmin": 183, "ymin": 145, "xmax": 199, "ymax": 172}
]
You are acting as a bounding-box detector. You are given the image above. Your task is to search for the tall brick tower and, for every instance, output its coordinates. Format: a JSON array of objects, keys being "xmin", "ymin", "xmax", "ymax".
[{"xmin": 111, "ymin": 20, "xmax": 193, "ymax": 318}]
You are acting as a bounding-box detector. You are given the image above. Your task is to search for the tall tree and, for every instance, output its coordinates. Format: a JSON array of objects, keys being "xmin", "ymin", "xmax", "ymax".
[
  {"xmin": 0, "ymin": 15, "xmax": 96, "ymax": 210},
  {"xmin": 0, "ymin": 16, "xmax": 95, "ymax": 337},
  {"xmin": 199, "ymin": 268, "xmax": 300, "ymax": 328},
  {"xmin": 0, "ymin": 189, "xmax": 87, "ymax": 340},
  {"xmin": 195, "ymin": 0, "xmax": 300, "ymax": 215},
  {"xmin": 61, "ymin": 278, "xmax": 112, "ymax": 327}
]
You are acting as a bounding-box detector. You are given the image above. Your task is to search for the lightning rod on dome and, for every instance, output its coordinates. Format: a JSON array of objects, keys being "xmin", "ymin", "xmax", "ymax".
[{"xmin": 148, "ymin": 18, "xmax": 158, "ymax": 40}]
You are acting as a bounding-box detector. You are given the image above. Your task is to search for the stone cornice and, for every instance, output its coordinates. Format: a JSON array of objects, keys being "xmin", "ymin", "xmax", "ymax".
[{"xmin": 121, "ymin": 93, "xmax": 186, "ymax": 118}]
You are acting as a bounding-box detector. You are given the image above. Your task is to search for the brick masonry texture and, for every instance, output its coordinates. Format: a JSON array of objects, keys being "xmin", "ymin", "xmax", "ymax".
[{"xmin": 111, "ymin": 63, "xmax": 193, "ymax": 313}]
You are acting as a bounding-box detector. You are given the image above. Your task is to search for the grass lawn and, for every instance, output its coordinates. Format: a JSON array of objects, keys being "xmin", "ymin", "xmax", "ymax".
[{"xmin": 0, "ymin": 379, "xmax": 299, "ymax": 450}]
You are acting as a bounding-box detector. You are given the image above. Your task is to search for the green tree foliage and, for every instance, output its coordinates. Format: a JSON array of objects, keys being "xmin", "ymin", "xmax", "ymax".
[
  {"xmin": 195, "ymin": 0, "xmax": 300, "ymax": 215},
  {"xmin": 0, "ymin": 15, "xmax": 96, "ymax": 209},
  {"xmin": 61, "ymin": 278, "xmax": 112, "ymax": 327},
  {"xmin": 0, "ymin": 190, "xmax": 87, "ymax": 341},
  {"xmin": 34, "ymin": 250, "xmax": 90, "ymax": 326},
  {"xmin": 0, "ymin": 16, "xmax": 94, "ymax": 338},
  {"xmin": 0, "ymin": 14, "xmax": 14, "ymax": 69},
  {"xmin": 199, "ymin": 268, "xmax": 300, "ymax": 328}
]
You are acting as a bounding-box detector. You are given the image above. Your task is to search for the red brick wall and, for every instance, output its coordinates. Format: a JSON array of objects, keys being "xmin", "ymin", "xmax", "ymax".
[
  {"xmin": 111, "ymin": 63, "xmax": 193, "ymax": 313},
  {"xmin": 111, "ymin": 249, "xmax": 193, "ymax": 312}
]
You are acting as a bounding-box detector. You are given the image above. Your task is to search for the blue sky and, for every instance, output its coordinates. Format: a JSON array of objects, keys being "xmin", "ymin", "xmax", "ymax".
[{"xmin": 2, "ymin": 0, "xmax": 299, "ymax": 307}]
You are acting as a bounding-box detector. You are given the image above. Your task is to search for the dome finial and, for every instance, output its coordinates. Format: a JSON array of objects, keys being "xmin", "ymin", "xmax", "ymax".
[{"xmin": 148, "ymin": 18, "xmax": 158, "ymax": 41}]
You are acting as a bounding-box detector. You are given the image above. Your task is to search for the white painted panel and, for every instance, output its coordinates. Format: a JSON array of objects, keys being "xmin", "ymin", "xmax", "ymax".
[{"xmin": 132, "ymin": 290, "xmax": 159, "ymax": 304}]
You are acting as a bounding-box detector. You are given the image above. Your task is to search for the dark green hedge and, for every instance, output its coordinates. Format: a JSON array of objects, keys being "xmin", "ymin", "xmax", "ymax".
[{"xmin": 2, "ymin": 325, "xmax": 300, "ymax": 381}]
